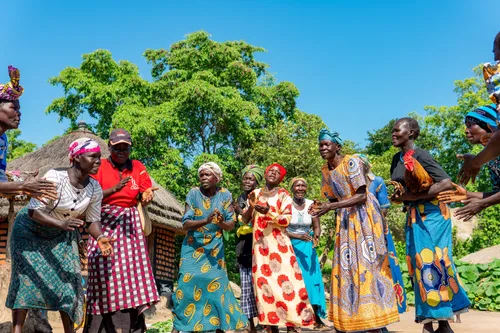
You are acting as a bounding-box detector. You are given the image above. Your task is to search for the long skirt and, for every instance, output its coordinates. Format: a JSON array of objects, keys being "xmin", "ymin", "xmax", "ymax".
[
  {"xmin": 385, "ymin": 229, "xmax": 407, "ymax": 314},
  {"xmin": 290, "ymin": 237, "xmax": 326, "ymax": 318},
  {"xmin": 6, "ymin": 208, "xmax": 84, "ymax": 324},
  {"xmin": 330, "ymin": 201, "xmax": 399, "ymax": 332},
  {"xmin": 85, "ymin": 204, "xmax": 159, "ymax": 332},
  {"xmin": 240, "ymin": 266, "xmax": 258, "ymax": 319},
  {"xmin": 406, "ymin": 201, "xmax": 470, "ymax": 323}
]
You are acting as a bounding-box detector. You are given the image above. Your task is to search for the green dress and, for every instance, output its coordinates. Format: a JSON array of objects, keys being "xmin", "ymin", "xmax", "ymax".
[{"xmin": 172, "ymin": 187, "xmax": 248, "ymax": 332}]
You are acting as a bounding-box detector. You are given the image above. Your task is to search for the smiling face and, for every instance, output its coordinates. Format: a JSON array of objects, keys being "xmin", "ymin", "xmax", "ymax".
[
  {"xmin": 465, "ymin": 119, "xmax": 488, "ymax": 145},
  {"xmin": 242, "ymin": 172, "xmax": 257, "ymax": 192},
  {"xmin": 109, "ymin": 142, "xmax": 131, "ymax": 165},
  {"xmin": 0, "ymin": 100, "xmax": 21, "ymax": 130},
  {"xmin": 392, "ymin": 120, "xmax": 412, "ymax": 148},
  {"xmin": 318, "ymin": 140, "xmax": 340, "ymax": 161},
  {"xmin": 199, "ymin": 169, "xmax": 218, "ymax": 190},
  {"xmin": 292, "ymin": 180, "xmax": 307, "ymax": 200},
  {"xmin": 265, "ymin": 166, "xmax": 282, "ymax": 186},
  {"xmin": 74, "ymin": 151, "xmax": 102, "ymax": 174}
]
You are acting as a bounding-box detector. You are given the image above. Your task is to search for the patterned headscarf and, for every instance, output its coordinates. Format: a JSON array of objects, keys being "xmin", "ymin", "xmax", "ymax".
[
  {"xmin": 289, "ymin": 177, "xmax": 307, "ymax": 189},
  {"xmin": 198, "ymin": 162, "xmax": 223, "ymax": 183},
  {"xmin": 68, "ymin": 138, "xmax": 101, "ymax": 162},
  {"xmin": 0, "ymin": 66, "xmax": 23, "ymax": 101},
  {"xmin": 465, "ymin": 104, "xmax": 498, "ymax": 132},
  {"xmin": 241, "ymin": 165, "xmax": 264, "ymax": 185},
  {"xmin": 355, "ymin": 154, "xmax": 375, "ymax": 181},
  {"xmin": 265, "ymin": 163, "xmax": 287, "ymax": 183},
  {"xmin": 318, "ymin": 128, "xmax": 343, "ymax": 146}
]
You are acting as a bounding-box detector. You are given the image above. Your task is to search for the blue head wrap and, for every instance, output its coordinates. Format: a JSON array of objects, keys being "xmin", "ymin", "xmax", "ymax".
[
  {"xmin": 465, "ymin": 104, "xmax": 498, "ymax": 132},
  {"xmin": 318, "ymin": 129, "xmax": 343, "ymax": 146}
]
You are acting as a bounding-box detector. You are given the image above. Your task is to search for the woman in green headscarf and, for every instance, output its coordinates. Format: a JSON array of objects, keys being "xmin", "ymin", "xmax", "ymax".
[{"xmin": 233, "ymin": 165, "xmax": 264, "ymax": 333}]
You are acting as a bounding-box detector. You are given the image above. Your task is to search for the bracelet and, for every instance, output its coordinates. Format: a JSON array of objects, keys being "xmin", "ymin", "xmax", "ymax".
[{"xmin": 96, "ymin": 234, "xmax": 105, "ymax": 242}]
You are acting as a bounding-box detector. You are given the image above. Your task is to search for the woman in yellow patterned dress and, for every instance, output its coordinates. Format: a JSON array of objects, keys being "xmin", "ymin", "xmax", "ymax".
[
  {"xmin": 172, "ymin": 162, "xmax": 248, "ymax": 333},
  {"xmin": 310, "ymin": 130, "xmax": 399, "ymax": 333},
  {"xmin": 242, "ymin": 163, "xmax": 315, "ymax": 333}
]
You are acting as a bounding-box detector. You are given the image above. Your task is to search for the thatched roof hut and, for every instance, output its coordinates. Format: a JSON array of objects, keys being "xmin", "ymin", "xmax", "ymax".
[{"xmin": 0, "ymin": 122, "xmax": 184, "ymax": 233}]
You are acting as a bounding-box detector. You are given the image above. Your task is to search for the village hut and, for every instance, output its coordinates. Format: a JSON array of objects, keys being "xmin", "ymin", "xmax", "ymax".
[{"xmin": 0, "ymin": 122, "xmax": 184, "ymax": 292}]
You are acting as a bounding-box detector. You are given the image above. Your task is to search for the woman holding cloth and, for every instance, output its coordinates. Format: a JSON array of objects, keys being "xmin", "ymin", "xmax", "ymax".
[
  {"xmin": 7, "ymin": 138, "xmax": 113, "ymax": 333},
  {"xmin": 242, "ymin": 163, "xmax": 314, "ymax": 333},
  {"xmin": 173, "ymin": 162, "xmax": 248, "ymax": 333},
  {"xmin": 286, "ymin": 177, "xmax": 327, "ymax": 329},
  {"xmin": 310, "ymin": 129, "xmax": 399, "ymax": 333}
]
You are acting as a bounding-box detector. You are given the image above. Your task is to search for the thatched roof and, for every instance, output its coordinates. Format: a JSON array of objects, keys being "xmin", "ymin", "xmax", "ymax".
[{"xmin": 0, "ymin": 123, "xmax": 184, "ymax": 233}]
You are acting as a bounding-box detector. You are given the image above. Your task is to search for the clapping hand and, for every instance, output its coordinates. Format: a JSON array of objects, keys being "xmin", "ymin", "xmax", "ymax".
[{"xmin": 437, "ymin": 182, "xmax": 467, "ymax": 204}]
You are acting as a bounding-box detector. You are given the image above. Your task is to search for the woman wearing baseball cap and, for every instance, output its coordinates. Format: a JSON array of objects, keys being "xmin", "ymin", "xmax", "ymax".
[{"xmin": 84, "ymin": 128, "xmax": 160, "ymax": 333}]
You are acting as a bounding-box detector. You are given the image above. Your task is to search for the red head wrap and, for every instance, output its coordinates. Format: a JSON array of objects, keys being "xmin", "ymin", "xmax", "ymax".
[{"xmin": 265, "ymin": 163, "xmax": 287, "ymax": 183}]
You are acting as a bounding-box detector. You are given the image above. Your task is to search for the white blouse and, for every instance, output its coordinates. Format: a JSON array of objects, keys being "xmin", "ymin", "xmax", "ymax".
[
  {"xmin": 28, "ymin": 169, "xmax": 103, "ymax": 223},
  {"xmin": 287, "ymin": 199, "xmax": 313, "ymax": 235}
]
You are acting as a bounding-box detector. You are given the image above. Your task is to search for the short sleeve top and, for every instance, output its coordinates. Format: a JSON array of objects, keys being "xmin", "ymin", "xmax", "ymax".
[
  {"xmin": 28, "ymin": 169, "xmax": 103, "ymax": 223},
  {"xmin": 390, "ymin": 148, "xmax": 449, "ymax": 188}
]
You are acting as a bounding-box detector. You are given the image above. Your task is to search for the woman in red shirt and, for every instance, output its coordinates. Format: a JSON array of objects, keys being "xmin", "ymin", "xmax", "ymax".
[{"xmin": 84, "ymin": 129, "xmax": 160, "ymax": 333}]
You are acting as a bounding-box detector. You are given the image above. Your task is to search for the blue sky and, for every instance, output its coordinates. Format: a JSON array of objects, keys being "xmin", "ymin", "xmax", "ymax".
[{"xmin": 3, "ymin": 0, "xmax": 499, "ymax": 147}]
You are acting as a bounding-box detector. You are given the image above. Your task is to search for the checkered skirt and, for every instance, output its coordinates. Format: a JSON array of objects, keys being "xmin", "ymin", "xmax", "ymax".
[
  {"xmin": 240, "ymin": 266, "xmax": 258, "ymax": 318},
  {"xmin": 86, "ymin": 205, "xmax": 160, "ymax": 315}
]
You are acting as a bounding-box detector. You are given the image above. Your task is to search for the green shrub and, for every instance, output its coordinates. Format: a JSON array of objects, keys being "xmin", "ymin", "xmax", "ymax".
[{"xmin": 148, "ymin": 319, "xmax": 174, "ymax": 333}]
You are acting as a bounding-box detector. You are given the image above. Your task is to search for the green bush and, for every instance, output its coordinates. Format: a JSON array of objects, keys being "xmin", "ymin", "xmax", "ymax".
[
  {"xmin": 148, "ymin": 319, "xmax": 173, "ymax": 333},
  {"xmin": 456, "ymin": 260, "xmax": 500, "ymax": 311}
]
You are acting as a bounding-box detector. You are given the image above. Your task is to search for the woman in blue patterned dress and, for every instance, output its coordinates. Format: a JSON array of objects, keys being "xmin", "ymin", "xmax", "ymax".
[
  {"xmin": 391, "ymin": 118, "xmax": 470, "ymax": 333},
  {"xmin": 172, "ymin": 162, "xmax": 248, "ymax": 333},
  {"xmin": 356, "ymin": 154, "xmax": 407, "ymax": 317}
]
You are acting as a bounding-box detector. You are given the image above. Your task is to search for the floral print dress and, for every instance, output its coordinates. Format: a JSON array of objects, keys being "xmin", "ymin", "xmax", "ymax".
[{"xmin": 251, "ymin": 188, "xmax": 314, "ymax": 327}]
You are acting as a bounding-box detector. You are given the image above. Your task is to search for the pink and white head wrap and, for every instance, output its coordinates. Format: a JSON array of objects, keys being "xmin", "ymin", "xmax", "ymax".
[
  {"xmin": 198, "ymin": 162, "xmax": 223, "ymax": 183},
  {"xmin": 68, "ymin": 138, "xmax": 101, "ymax": 162}
]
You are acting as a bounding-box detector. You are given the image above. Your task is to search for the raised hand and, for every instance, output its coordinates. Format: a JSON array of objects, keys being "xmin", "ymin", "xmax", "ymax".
[
  {"xmin": 437, "ymin": 182, "xmax": 467, "ymax": 204},
  {"xmin": 22, "ymin": 174, "xmax": 58, "ymax": 201},
  {"xmin": 457, "ymin": 154, "xmax": 481, "ymax": 185}
]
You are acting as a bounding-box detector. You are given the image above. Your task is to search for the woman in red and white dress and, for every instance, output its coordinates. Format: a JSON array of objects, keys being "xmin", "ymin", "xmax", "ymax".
[{"xmin": 242, "ymin": 163, "xmax": 314, "ymax": 333}]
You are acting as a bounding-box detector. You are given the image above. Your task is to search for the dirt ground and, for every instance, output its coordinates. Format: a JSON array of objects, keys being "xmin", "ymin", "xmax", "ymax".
[{"xmin": 44, "ymin": 307, "xmax": 500, "ymax": 333}]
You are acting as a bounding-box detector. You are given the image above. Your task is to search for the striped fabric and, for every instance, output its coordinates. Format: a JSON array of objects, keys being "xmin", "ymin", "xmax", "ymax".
[{"xmin": 28, "ymin": 169, "xmax": 102, "ymax": 223}]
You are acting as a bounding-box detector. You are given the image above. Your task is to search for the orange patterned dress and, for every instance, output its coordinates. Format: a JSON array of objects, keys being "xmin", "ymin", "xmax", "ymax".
[
  {"xmin": 321, "ymin": 155, "xmax": 399, "ymax": 332},
  {"xmin": 251, "ymin": 188, "xmax": 315, "ymax": 327}
]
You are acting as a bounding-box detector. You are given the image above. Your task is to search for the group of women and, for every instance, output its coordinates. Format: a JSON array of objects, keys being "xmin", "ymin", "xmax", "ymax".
[
  {"xmin": 1, "ymin": 71, "xmax": 159, "ymax": 333},
  {"xmin": 172, "ymin": 114, "xmax": 481, "ymax": 333},
  {"xmin": 9, "ymin": 35, "xmax": 500, "ymax": 333}
]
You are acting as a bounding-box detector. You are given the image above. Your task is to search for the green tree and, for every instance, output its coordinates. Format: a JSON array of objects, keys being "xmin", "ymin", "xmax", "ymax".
[{"xmin": 6, "ymin": 129, "xmax": 37, "ymax": 161}]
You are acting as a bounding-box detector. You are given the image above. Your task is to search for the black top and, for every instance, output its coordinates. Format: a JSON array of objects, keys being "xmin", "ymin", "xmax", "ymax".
[
  {"xmin": 235, "ymin": 193, "xmax": 253, "ymax": 268},
  {"xmin": 390, "ymin": 148, "xmax": 449, "ymax": 191}
]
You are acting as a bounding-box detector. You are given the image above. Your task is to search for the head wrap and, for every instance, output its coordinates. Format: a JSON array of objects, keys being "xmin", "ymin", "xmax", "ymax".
[
  {"xmin": 289, "ymin": 177, "xmax": 307, "ymax": 190},
  {"xmin": 241, "ymin": 164, "xmax": 264, "ymax": 185},
  {"xmin": 265, "ymin": 163, "xmax": 287, "ymax": 183},
  {"xmin": 318, "ymin": 128, "xmax": 343, "ymax": 146},
  {"xmin": 355, "ymin": 154, "xmax": 375, "ymax": 181},
  {"xmin": 198, "ymin": 162, "xmax": 223, "ymax": 183},
  {"xmin": 465, "ymin": 104, "xmax": 498, "ymax": 132},
  {"xmin": 68, "ymin": 138, "xmax": 101, "ymax": 162},
  {"xmin": 0, "ymin": 66, "xmax": 23, "ymax": 101}
]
